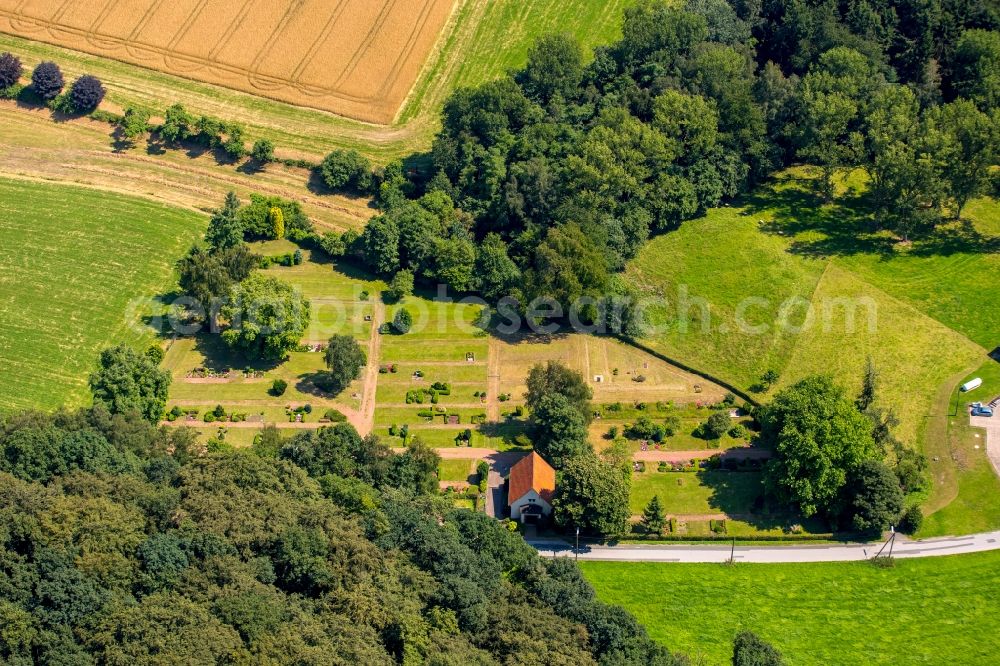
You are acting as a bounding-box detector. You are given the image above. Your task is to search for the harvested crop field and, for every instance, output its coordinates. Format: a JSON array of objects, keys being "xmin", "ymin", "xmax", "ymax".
[{"xmin": 0, "ymin": 0, "xmax": 456, "ymax": 123}]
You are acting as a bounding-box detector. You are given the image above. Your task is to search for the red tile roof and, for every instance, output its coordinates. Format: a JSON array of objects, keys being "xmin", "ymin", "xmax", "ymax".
[{"xmin": 508, "ymin": 452, "xmax": 556, "ymax": 505}]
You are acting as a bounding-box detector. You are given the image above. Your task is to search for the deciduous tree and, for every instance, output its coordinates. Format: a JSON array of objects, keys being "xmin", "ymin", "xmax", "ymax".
[
  {"xmin": 323, "ymin": 334, "xmax": 367, "ymax": 395},
  {"xmin": 531, "ymin": 393, "xmax": 591, "ymax": 468},
  {"xmin": 525, "ymin": 361, "xmax": 593, "ymax": 423},
  {"xmin": 844, "ymin": 460, "xmax": 904, "ymax": 534},
  {"xmin": 762, "ymin": 375, "xmax": 880, "ymax": 520},
  {"xmin": 0, "ymin": 51, "xmax": 23, "ymax": 89},
  {"xmin": 69, "ymin": 75, "xmax": 105, "ymax": 112},
  {"xmin": 31, "ymin": 61, "xmax": 64, "ymax": 100},
  {"xmin": 88, "ymin": 344, "xmax": 171, "ymax": 422},
  {"xmin": 220, "ymin": 274, "xmax": 309, "ymax": 360},
  {"xmin": 553, "ymin": 451, "xmax": 631, "ymax": 537}
]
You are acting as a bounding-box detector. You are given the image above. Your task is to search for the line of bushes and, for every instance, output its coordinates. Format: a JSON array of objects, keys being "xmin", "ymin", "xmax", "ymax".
[{"xmin": 0, "ymin": 50, "xmax": 389, "ymax": 196}]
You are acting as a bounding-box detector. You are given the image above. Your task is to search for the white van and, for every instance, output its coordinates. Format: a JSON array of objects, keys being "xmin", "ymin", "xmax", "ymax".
[{"xmin": 961, "ymin": 378, "xmax": 983, "ymax": 392}]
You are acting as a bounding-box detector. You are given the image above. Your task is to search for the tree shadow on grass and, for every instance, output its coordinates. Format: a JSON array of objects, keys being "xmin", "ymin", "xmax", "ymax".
[
  {"xmin": 479, "ymin": 420, "xmax": 531, "ymax": 450},
  {"xmin": 697, "ymin": 467, "xmax": 833, "ymax": 535},
  {"xmin": 742, "ymin": 172, "xmax": 999, "ymax": 258},
  {"xmin": 190, "ymin": 334, "xmax": 282, "ymax": 373},
  {"xmin": 294, "ymin": 371, "xmax": 344, "ymax": 400},
  {"xmin": 739, "ymin": 175, "xmax": 899, "ymax": 259},
  {"xmin": 908, "ymin": 219, "xmax": 1000, "ymax": 257}
]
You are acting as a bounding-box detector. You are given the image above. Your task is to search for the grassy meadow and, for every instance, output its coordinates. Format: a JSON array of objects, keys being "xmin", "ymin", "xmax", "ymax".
[
  {"xmin": 581, "ymin": 552, "xmax": 1000, "ymax": 665},
  {"xmin": 0, "ymin": 177, "xmax": 204, "ymax": 411},
  {"xmin": 627, "ymin": 170, "xmax": 996, "ymax": 531}
]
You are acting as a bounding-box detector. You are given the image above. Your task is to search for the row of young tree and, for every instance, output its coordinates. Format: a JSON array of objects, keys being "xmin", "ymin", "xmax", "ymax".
[
  {"xmin": 0, "ymin": 54, "xmax": 106, "ymax": 113},
  {"xmin": 331, "ymin": 0, "xmax": 998, "ymax": 315}
]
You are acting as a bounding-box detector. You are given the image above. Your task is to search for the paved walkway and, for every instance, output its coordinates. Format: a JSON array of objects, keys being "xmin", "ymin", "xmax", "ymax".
[
  {"xmin": 355, "ymin": 299, "xmax": 385, "ymax": 436},
  {"xmin": 530, "ymin": 530, "xmax": 1000, "ymax": 563}
]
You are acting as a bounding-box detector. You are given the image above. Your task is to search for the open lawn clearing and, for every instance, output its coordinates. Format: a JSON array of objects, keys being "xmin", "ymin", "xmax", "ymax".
[
  {"xmin": 385, "ymin": 300, "xmax": 487, "ymax": 340},
  {"xmin": 922, "ymin": 359, "xmax": 1000, "ymax": 537},
  {"xmin": 495, "ymin": 334, "xmax": 727, "ymax": 404},
  {"xmin": 257, "ymin": 247, "xmax": 383, "ymax": 301},
  {"xmin": 438, "ymin": 458, "xmax": 481, "ymax": 484},
  {"xmin": 581, "ymin": 551, "xmax": 1000, "ymax": 665},
  {"xmin": 0, "ymin": 1, "xmax": 632, "ymax": 161},
  {"xmin": 381, "ymin": 338, "xmax": 489, "ymax": 363},
  {"xmin": 162, "ymin": 334, "xmax": 364, "ymax": 421},
  {"xmin": 627, "ymin": 208, "xmax": 826, "ymax": 390},
  {"xmin": 777, "ymin": 263, "xmax": 984, "ymax": 446},
  {"xmin": 0, "ymin": 0, "xmax": 455, "ymax": 123},
  {"xmin": 0, "ymin": 177, "xmax": 203, "ymax": 411},
  {"xmin": 308, "ymin": 305, "xmax": 373, "ymax": 345},
  {"xmin": 379, "ymin": 363, "xmax": 488, "ymax": 385},
  {"xmin": 630, "ymin": 471, "xmax": 764, "ymax": 517},
  {"xmin": 0, "ymin": 105, "xmax": 373, "ymax": 231}
]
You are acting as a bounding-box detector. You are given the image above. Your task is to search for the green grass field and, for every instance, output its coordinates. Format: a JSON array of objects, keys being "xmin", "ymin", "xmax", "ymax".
[
  {"xmin": 0, "ymin": 177, "xmax": 204, "ymax": 411},
  {"xmin": 581, "ymin": 552, "xmax": 1000, "ymax": 665},
  {"xmin": 627, "ymin": 170, "xmax": 996, "ymax": 529},
  {"xmin": 630, "ymin": 471, "xmax": 764, "ymax": 516},
  {"xmin": 438, "ymin": 458, "xmax": 481, "ymax": 484},
  {"xmin": 400, "ymin": 0, "xmax": 634, "ymax": 124}
]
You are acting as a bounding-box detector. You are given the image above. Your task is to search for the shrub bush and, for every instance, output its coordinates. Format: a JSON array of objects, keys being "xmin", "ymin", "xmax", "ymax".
[
  {"xmin": 213, "ymin": 404, "xmax": 226, "ymax": 418},
  {"xmin": 728, "ymin": 424, "xmax": 749, "ymax": 440},
  {"xmin": 0, "ymin": 52, "xmax": 23, "ymax": 88},
  {"xmin": 320, "ymin": 149, "xmax": 372, "ymax": 192},
  {"xmin": 897, "ymin": 505, "xmax": 923, "ymax": 534},
  {"xmin": 252, "ymin": 138, "xmax": 275, "ymax": 163},
  {"xmin": 69, "ymin": 74, "xmax": 105, "ymax": 112},
  {"xmin": 270, "ymin": 379, "xmax": 288, "ymax": 396},
  {"xmin": 203, "ymin": 412, "xmax": 216, "ymax": 423},
  {"xmin": 31, "ymin": 61, "xmax": 64, "ymax": 100},
  {"xmin": 393, "ymin": 308, "xmax": 413, "ymax": 334},
  {"xmin": 698, "ymin": 411, "xmax": 732, "ymax": 439},
  {"xmin": 0, "ymin": 82, "xmax": 24, "ymax": 100}
]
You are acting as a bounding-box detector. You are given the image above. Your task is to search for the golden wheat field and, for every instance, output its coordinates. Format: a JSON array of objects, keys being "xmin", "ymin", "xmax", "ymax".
[{"xmin": 0, "ymin": 0, "xmax": 455, "ymax": 123}]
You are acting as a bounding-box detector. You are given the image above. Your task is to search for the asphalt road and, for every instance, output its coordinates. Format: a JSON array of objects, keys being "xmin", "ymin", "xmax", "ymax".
[{"xmin": 530, "ymin": 529, "xmax": 1000, "ymax": 563}]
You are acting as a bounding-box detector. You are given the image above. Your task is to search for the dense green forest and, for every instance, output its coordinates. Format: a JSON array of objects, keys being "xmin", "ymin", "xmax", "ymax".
[
  {"xmin": 323, "ymin": 0, "xmax": 999, "ymax": 321},
  {"xmin": 0, "ymin": 408, "xmax": 678, "ymax": 664}
]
